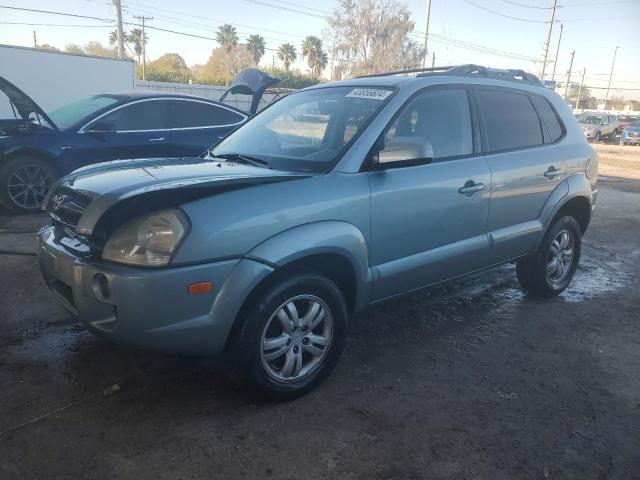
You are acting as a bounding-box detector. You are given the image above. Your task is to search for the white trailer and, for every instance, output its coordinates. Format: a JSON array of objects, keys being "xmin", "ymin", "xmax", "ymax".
[{"xmin": 0, "ymin": 44, "xmax": 134, "ymax": 117}]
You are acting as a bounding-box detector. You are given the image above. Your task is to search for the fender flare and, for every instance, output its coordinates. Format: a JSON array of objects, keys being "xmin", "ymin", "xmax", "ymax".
[
  {"xmin": 1, "ymin": 146, "xmax": 59, "ymax": 170},
  {"xmin": 246, "ymin": 220, "xmax": 373, "ymax": 310},
  {"xmin": 538, "ymin": 173, "xmax": 593, "ymax": 243}
]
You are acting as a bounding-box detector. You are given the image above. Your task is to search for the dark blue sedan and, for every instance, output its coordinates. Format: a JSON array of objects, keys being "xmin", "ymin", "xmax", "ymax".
[{"xmin": 0, "ymin": 77, "xmax": 249, "ymax": 212}]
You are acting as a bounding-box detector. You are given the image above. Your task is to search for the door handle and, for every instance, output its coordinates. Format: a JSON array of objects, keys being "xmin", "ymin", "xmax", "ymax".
[
  {"xmin": 544, "ymin": 166, "xmax": 562, "ymax": 179},
  {"xmin": 148, "ymin": 137, "xmax": 165, "ymax": 142},
  {"xmin": 458, "ymin": 180, "xmax": 485, "ymax": 196}
]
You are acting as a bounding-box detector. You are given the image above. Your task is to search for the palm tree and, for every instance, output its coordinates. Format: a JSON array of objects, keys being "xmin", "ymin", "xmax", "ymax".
[
  {"xmin": 246, "ymin": 34, "xmax": 265, "ymax": 65},
  {"xmin": 277, "ymin": 43, "xmax": 297, "ymax": 71},
  {"xmin": 216, "ymin": 24, "xmax": 238, "ymax": 53},
  {"xmin": 126, "ymin": 28, "xmax": 147, "ymax": 64},
  {"xmin": 301, "ymin": 36, "xmax": 327, "ymax": 77}
]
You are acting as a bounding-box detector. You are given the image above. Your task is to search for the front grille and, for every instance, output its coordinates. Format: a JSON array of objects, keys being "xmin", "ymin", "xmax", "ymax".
[{"xmin": 46, "ymin": 186, "xmax": 92, "ymax": 230}]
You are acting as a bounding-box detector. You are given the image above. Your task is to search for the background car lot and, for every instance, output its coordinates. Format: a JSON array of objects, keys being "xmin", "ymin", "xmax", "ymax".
[{"xmin": 1, "ymin": 143, "xmax": 639, "ymax": 479}]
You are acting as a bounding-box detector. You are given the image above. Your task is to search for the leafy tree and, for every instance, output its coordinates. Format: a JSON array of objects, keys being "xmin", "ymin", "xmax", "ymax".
[
  {"xmin": 64, "ymin": 43, "xmax": 85, "ymax": 55},
  {"xmin": 301, "ymin": 36, "xmax": 327, "ymax": 78},
  {"xmin": 193, "ymin": 46, "xmax": 254, "ymax": 85},
  {"xmin": 277, "ymin": 43, "xmax": 297, "ymax": 71},
  {"xmin": 109, "ymin": 30, "xmax": 118, "ymax": 47},
  {"xmin": 264, "ymin": 67, "xmax": 320, "ymax": 89},
  {"xmin": 36, "ymin": 44, "xmax": 60, "ymax": 52},
  {"xmin": 84, "ymin": 41, "xmax": 116, "ymax": 58},
  {"xmin": 127, "ymin": 28, "xmax": 148, "ymax": 64},
  {"xmin": 247, "ymin": 34, "xmax": 266, "ymax": 65},
  {"xmin": 141, "ymin": 53, "xmax": 191, "ymax": 83},
  {"xmin": 326, "ymin": 0, "xmax": 424, "ymax": 78},
  {"xmin": 216, "ymin": 24, "xmax": 238, "ymax": 52}
]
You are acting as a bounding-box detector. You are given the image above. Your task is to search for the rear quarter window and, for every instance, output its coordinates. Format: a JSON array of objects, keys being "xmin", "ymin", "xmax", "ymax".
[
  {"xmin": 169, "ymin": 100, "xmax": 245, "ymax": 128},
  {"xmin": 529, "ymin": 95, "xmax": 564, "ymax": 143},
  {"xmin": 476, "ymin": 89, "xmax": 544, "ymax": 152}
]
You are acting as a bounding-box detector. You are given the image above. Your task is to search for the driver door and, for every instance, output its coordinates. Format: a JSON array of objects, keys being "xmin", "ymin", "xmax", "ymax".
[{"xmin": 368, "ymin": 87, "xmax": 492, "ymax": 300}]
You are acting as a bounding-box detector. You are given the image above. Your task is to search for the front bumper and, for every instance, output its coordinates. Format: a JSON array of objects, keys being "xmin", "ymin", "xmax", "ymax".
[
  {"xmin": 622, "ymin": 134, "xmax": 640, "ymax": 144},
  {"xmin": 37, "ymin": 226, "xmax": 273, "ymax": 355}
]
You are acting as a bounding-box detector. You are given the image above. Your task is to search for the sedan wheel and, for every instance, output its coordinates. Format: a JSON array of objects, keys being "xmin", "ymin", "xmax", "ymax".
[{"xmin": 7, "ymin": 165, "xmax": 53, "ymax": 211}]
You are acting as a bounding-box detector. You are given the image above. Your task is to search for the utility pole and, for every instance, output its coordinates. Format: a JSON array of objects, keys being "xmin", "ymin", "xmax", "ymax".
[
  {"xmin": 563, "ymin": 50, "xmax": 575, "ymax": 100},
  {"xmin": 32, "ymin": 30, "xmax": 37, "ymax": 47},
  {"xmin": 603, "ymin": 46, "xmax": 619, "ymax": 111},
  {"xmin": 112, "ymin": 0, "xmax": 125, "ymax": 59},
  {"xmin": 550, "ymin": 23, "xmax": 563, "ymax": 82},
  {"xmin": 576, "ymin": 68, "xmax": 586, "ymax": 111},
  {"xmin": 540, "ymin": 0, "xmax": 558, "ymax": 80},
  {"xmin": 422, "ymin": 0, "xmax": 432, "ymax": 68},
  {"xmin": 431, "ymin": 51, "xmax": 435, "ymax": 69},
  {"xmin": 134, "ymin": 15, "xmax": 153, "ymax": 80}
]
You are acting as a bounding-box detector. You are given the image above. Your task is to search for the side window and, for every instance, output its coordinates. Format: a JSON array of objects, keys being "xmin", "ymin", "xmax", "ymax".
[
  {"xmin": 92, "ymin": 100, "xmax": 169, "ymax": 131},
  {"xmin": 476, "ymin": 89, "xmax": 543, "ymax": 152},
  {"xmin": 385, "ymin": 88, "xmax": 473, "ymax": 160},
  {"xmin": 529, "ymin": 95, "xmax": 564, "ymax": 143},
  {"xmin": 169, "ymin": 100, "xmax": 245, "ymax": 129}
]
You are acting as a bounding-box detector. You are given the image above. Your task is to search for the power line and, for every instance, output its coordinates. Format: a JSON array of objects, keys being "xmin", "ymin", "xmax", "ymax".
[
  {"xmin": 0, "ymin": 21, "xmax": 113, "ymax": 27},
  {"xmin": 0, "ymin": 5, "xmax": 112, "ymax": 22},
  {"xmin": 266, "ymin": 0, "xmax": 330, "ymax": 14},
  {"xmin": 241, "ymin": 0, "xmax": 326, "ymax": 19},
  {"xmin": 497, "ymin": 0, "xmax": 551, "ymax": 9},
  {"xmin": 459, "ymin": 0, "xmax": 548, "ymax": 23},
  {"xmin": 425, "ymin": 33, "xmax": 539, "ymax": 62}
]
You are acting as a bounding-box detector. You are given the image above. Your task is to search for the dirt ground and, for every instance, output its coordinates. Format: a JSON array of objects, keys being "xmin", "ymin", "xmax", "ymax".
[{"xmin": 1, "ymin": 144, "xmax": 639, "ymax": 480}]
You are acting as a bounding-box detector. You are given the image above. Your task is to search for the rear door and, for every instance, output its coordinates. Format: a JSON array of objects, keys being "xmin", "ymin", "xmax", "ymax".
[
  {"xmin": 168, "ymin": 99, "xmax": 247, "ymax": 157},
  {"xmin": 475, "ymin": 88, "xmax": 566, "ymax": 264},
  {"xmin": 74, "ymin": 99, "xmax": 172, "ymax": 163},
  {"xmin": 369, "ymin": 86, "xmax": 492, "ymax": 300}
]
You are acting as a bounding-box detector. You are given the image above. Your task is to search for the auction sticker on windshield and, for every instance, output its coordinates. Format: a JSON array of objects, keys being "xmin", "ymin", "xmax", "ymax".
[{"xmin": 346, "ymin": 88, "xmax": 393, "ymax": 100}]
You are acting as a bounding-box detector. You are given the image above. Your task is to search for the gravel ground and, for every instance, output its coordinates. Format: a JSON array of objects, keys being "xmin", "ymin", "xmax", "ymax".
[{"xmin": 0, "ymin": 144, "xmax": 639, "ymax": 479}]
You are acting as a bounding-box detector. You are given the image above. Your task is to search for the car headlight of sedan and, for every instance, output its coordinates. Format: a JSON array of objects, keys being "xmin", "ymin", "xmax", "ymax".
[{"xmin": 102, "ymin": 209, "xmax": 189, "ymax": 267}]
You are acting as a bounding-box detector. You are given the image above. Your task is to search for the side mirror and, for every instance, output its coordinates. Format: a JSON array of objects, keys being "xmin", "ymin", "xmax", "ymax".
[
  {"xmin": 85, "ymin": 121, "xmax": 115, "ymax": 134},
  {"xmin": 376, "ymin": 137, "xmax": 434, "ymax": 168}
]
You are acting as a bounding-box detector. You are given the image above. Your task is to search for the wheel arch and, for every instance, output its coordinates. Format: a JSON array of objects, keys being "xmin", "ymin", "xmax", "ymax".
[
  {"xmin": 540, "ymin": 173, "xmax": 593, "ymax": 237},
  {"xmin": 1, "ymin": 146, "xmax": 60, "ymax": 174}
]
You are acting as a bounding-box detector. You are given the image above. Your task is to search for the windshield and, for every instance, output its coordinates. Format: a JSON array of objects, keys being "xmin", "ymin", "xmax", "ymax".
[
  {"xmin": 212, "ymin": 86, "xmax": 394, "ymax": 173},
  {"xmin": 48, "ymin": 95, "xmax": 120, "ymax": 130},
  {"xmin": 581, "ymin": 116, "xmax": 602, "ymax": 125}
]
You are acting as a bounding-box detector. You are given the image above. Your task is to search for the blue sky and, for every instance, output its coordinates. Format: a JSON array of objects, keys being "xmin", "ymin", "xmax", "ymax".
[{"xmin": 1, "ymin": 0, "xmax": 639, "ymax": 99}]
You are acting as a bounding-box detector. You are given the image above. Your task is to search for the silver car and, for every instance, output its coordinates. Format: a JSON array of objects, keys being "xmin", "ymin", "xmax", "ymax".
[
  {"xmin": 578, "ymin": 112, "xmax": 618, "ymax": 143},
  {"xmin": 38, "ymin": 65, "xmax": 598, "ymax": 398}
]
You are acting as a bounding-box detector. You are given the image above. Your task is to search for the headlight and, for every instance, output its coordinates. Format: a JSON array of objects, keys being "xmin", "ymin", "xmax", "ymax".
[{"xmin": 102, "ymin": 209, "xmax": 188, "ymax": 267}]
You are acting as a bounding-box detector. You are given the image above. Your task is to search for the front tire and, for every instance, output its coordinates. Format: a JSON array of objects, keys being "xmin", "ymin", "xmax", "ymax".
[
  {"xmin": 232, "ymin": 273, "xmax": 347, "ymax": 400},
  {"xmin": 516, "ymin": 216, "xmax": 582, "ymax": 296},
  {"xmin": 0, "ymin": 155, "xmax": 57, "ymax": 213}
]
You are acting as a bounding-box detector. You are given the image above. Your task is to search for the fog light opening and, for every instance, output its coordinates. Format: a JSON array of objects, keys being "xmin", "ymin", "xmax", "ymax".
[{"xmin": 92, "ymin": 273, "xmax": 111, "ymax": 301}]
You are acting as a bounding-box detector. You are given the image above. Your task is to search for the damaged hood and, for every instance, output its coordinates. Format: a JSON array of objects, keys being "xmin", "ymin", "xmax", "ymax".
[{"xmin": 45, "ymin": 156, "xmax": 308, "ymax": 236}]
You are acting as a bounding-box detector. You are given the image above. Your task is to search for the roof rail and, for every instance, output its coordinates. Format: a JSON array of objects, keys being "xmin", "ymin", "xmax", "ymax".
[{"xmin": 356, "ymin": 64, "xmax": 543, "ymax": 87}]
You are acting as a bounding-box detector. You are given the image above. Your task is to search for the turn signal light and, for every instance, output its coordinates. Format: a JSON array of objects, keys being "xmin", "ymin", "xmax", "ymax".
[{"xmin": 188, "ymin": 281, "xmax": 213, "ymax": 295}]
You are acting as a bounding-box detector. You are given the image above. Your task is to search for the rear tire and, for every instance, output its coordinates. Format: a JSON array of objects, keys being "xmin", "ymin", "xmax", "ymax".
[
  {"xmin": 516, "ymin": 216, "xmax": 582, "ymax": 297},
  {"xmin": 232, "ymin": 272, "xmax": 347, "ymax": 400},
  {"xmin": 0, "ymin": 155, "xmax": 57, "ymax": 214}
]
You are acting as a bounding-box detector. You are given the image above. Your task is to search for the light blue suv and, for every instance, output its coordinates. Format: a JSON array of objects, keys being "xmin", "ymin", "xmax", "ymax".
[{"xmin": 38, "ymin": 65, "xmax": 598, "ymax": 398}]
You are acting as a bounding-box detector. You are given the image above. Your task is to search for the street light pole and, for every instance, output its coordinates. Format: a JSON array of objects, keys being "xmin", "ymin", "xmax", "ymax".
[
  {"xmin": 603, "ymin": 46, "xmax": 619, "ymax": 111},
  {"xmin": 422, "ymin": 0, "xmax": 432, "ymax": 68},
  {"xmin": 134, "ymin": 15, "xmax": 153, "ymax": 80},
  {"xmin": 540, "ymin": 0, "xmax": 558, "ymax": 80},
  {"xmin": 112, "ymin": 0, "xmax": 125, "ymax": 59},
  {"xmin": 551, "ymin": 23, "xmax": 563, "ymax": 82},
  {"xmin": 576, "ymin": 68, "xmax": 586, "ymax": 111},
  {"xmin": 563, "ymin": 50, "xmax": 575, "ymax": 100}
]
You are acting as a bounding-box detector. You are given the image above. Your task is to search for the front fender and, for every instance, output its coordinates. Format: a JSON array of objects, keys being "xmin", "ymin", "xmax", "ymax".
[{"xmin": 246, "ymin": 220, "xmax": 373, "ymax": 310}]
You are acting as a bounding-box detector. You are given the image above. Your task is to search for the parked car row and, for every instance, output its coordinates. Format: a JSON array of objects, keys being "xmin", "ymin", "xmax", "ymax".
[
  {"xmin": 574, "ymin": 111, "xmax": 640, "ymax": 145},
  {"xmin": 35, "ymin": 64, "xmax": 598, "ymax": 398},
  {"xmin": 0, "ymin": 69, "xmax": 279, "ymax": 213}
]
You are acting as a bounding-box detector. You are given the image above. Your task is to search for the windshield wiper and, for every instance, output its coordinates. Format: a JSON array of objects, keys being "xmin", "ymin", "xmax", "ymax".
[{"xmin": 212, "ymin": 153, "xmax": 270, "ymax": 168}]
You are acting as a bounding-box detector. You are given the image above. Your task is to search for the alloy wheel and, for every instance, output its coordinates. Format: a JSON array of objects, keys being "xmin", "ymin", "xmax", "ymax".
[
  {"xmin": 7, "ymin": 165, "xmax": 53, "ymax": 210},
  {"xmin": 260, "ymin": 294, "xmax": 333, "ymax": 383},
  {"xmin": 546, "ymin": 229, "xmax": 575, "ymax": 285}
]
